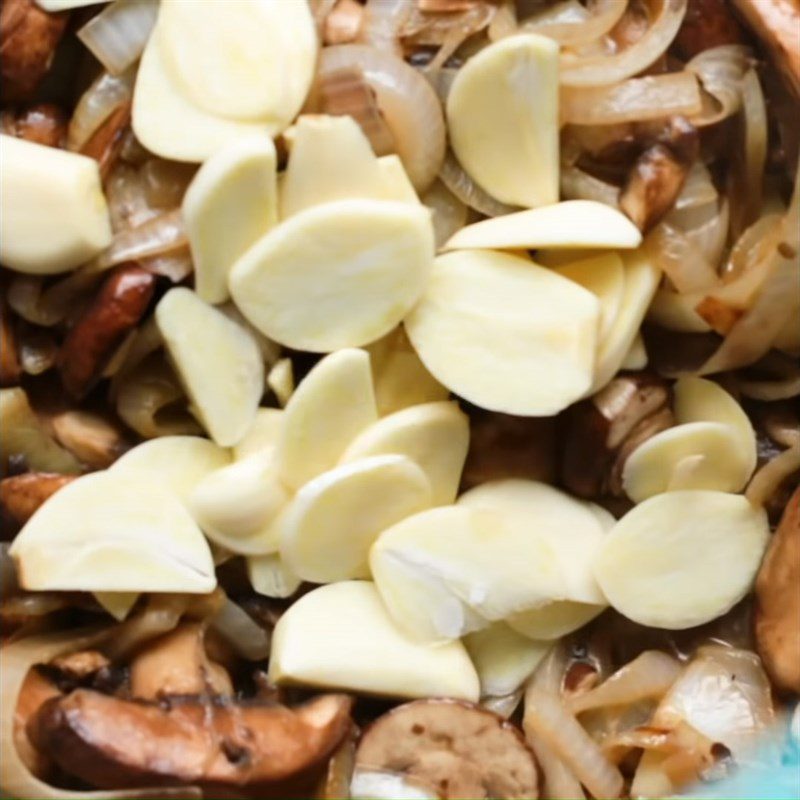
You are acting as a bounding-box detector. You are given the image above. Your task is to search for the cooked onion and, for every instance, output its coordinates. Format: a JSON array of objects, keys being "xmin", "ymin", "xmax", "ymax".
[
  {"xmin": 439, "ymin": 151, "xmax": 518, "ymax": 216},
  {"xmin": 94, "ymin": 209, "xmax": 187, "ymax": 271},
  {"xmin": 686, "ymin": 45, "xmax": 752, "ymax": 127},
  {"xmin": 559, "ymin": 0, "xmax": 687, "ymax": 87},
  {"xmin": 140, "ymin": 248, "xmax": 194, "ymax": 283},
  {"xmin": 735, "ymin": 68, "xmax": 768, "ymax": 231},
  {"xmin": 746, "ymin": 443, "xmax": 800, "ymax": 508},
  {"xmin": 487, "ymin": 0, "xmax": 517, "ymax": 41},
  {"xmin": 317, "ymin": 45, "xmax": 445, "ymax": 191},
  {"xmin": 560, "ymin": 164, "xmax": 620, "ymax": 207},
  {"xmin": 209, "ymin": 598, "xmax": 271, "ymax": 662},
  {"xmin": 78, "ymin": 0, "xmax": 158, "ymax": 76},
  {"xmin": 67, "ymin": 69, "xmax": 134, "ymax": 153},
  {"xmin": 526, "ymin": 730, "xmax": 586, "ymax": 800},
  {"xmin": 645, "ymin": 222, "xmax": 720, "ymax": 294},
  {"xmin": 520, "ymin": 0, "xmax": 625, "ymax": 46},
  {"xmin": 422, "ymin": 178, "xmax": 468, "ymax": 248},
  {"xmin": 359, "ymin": 0, "xmax": 411, "ymax": 56},
  {"xmin": 106, "ymin": 164, "xmax": 159, "ymax": 232},
  {"xmin": 8, "ymin": 272, "xmax": 101, "ymax": 327}
]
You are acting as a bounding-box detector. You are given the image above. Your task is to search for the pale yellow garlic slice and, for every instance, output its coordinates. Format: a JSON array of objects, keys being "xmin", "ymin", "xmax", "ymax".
[
  {"xmin": 132, "ymin": 34, "xmax": 271, "ymax": 162},
  {"xmin": 266, "ymin": 358, "xmax": 294, "ymax": 408},
  {"xmin": 280, "ymin": 116, "xmax": 389, "ymax": 218},
  {"xmin": 10, "ymin": 472, "xmax": 215, "ymax": 593},
  {"xmin": 340, "ymin": 402, "xmax": 469, "ymax": 506},
  {"xmin": 367, "ymin": 327, "xmax": 449, "ymax": 416},
  {"xmin": 111, "ymin": 435, "xmax": 230, "ymax": 504},
  {"xmin": 156, "ymin": 288, "xmax": 264, "ymax": 447},
  {"xmin": 464, "ymin": 622, "xmax": 551, "ymax": 697},
  {"xmin": 404, "ymin": 250, "xmax": 600, "ymax": 416},
  {"xmin": 507, "ymin": 602, "xmax": 605, "ymax": 641},
  {"xmin": 594, "ymin": 491, "xmax": 769, "ymax": 629},
  {"xmin": 377, "ymin": 155, "xmax": 420, "ymax": 205},
  {"xmin": 622, "ymin": 422, "xmax": 749, "ymax": 503},
  {"xmin": 247, "ymin": 553, "xmax": 302, "ymax": 598},
  {"xmin": 268, "ymin": 581, "xmax": 479, "ymax": 701},
  {"xmin": 93, "ymin": 592, "xmax": 139, "ymax": 622},
  {"xmin": 279, "ymin": 455, "xmax": 432, "ymax": 583},
  {"xmin": 183, "ymin": 137, "xmax": 277, "ymax": 304},
  {"xmin": 229, "ymin": 199, "xmax": 435, "ymax": 352},
  {"xmin": 233, "ymin": 408, "xmax": 284, "ymax": 462},
  {"xmin": 156, "ymin": 0, "xmax": 316, "ymax": 125},
  {"xmin": 276, "ymin": 348, "xmax": 377, "ymax": 491},
  {"xmin": 446, "ymin": 34, "xmax": 559, "ymax": 208},
  {"xmin": 554, "ymin": 252, "xmax": 625, "ymax": 341},
  {"xmin": 0, "ymin": 136, "xmax": 111, "ymax": 274},
  {"xmin": 188, "ymin": 453, "xmax": 289, "ymax": 555},
  {"xmin": 370, "ymin": 505, "xmax": 563, "ymax": 643},
  {"xmin": 621, "ymin": 333, "xmax": 648, "ymax": 370},
  {"xmin": 445, "ymin": 201, "xmax": 641, "ymax": 252}
]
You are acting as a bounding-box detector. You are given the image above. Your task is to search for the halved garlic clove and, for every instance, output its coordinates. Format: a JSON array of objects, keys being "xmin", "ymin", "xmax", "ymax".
[
  {"xmin": 594, "ymin": 491, "xmax": 769, "ymax": 629},
  {"xmin": 9, "ymin": 471, "xmax": 215, "ymax": 593},
  {"xmin": 276, "ymin": 349, "xmax": 377, "ymax": 491},
  {"xmin": 229, "ymin": 199, "xmax": 435, "ymax": 352},
  {"xmin": 269, "ymin": 581, "xmax": 479, "ymax": 701},
  {"xmin": 404, "ymin": 250, "xmax": 600, "ymax": 416},
  {"xmin": 622, "ymin": 421, "xmax": 750, "ymax": 503},
  {"xmin": 233, "ymin": 408, "xmax": 284, "ymax": 462},
  {"xmin": 183, "ymin": 137, "xmax": 277, "ymax": 304},
  {"xmin": 247, "ymin": 552, "xmax": 302, "ymax": 599},
  {"xmin": 155, "ymin": 288, "xmax": 264, "ymax": 447},
  {"xmin": 446, "ymin": 33, "xmax": 559, "ymax": 208},
  {"xmin": 279, "ymin": 455, "xmax": 432, "ymax": 583},
  {"xmin": 110, "ymin": 435, "xmax": 231, "ymax": 505},
  {"xmin": 444, "ymin": 201, "xmax": 642, "ymax": 252},
  {"xmin": 340, "ymin": 401, "xmax": 469, "ymax": 506}
]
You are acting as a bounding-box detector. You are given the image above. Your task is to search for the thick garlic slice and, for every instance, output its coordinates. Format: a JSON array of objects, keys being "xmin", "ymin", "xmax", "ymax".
[
  {"xmin": 233, "ymin": 408, "xmax": 283, "ymax": 461},
  {"xmin": 183, "ymin": 137, "xmax": 277, "ymax": 304},
  {"xmin": 268, "ymin": 581, "xmax": 479, "ymax": 701},
  {"xmin": 279, "ymin": 455, "xmax": 432, "ymax": 583},
  {"xmin": 277, "ymin": 349, "xmax": 377, "ymax": 491},
  {"xmin": 229, "ymin": 199, "xmax": 435, "ymax": 352},
  {"xmin": 404, "ymin": 250, "xmax": 600, "ymax": 415},
  {"xmin": 111, "ymin": 435, "xmax": 231, "ymax": 504},
  {"xmin": 247, "ymin": 553, "xmax": 302, "ymax": 599},
  {"xmin": 9, "ymin": 471, "xmax": 215, "ymax": 593},
  {"xmin": 0, "ymin": 136, "xmax": 112, "ymax": 274},
  {"xmin": 446, "ymin": 34, "xmax": 558, "ymax": 208},
  {"xmin": 156, "ymin": 288, "xmax": 264, "ymax": 447},
  {"xmin": 445, "ymin": 201, "xmax": 642, "ymax": 252},
  {"xmin": 622, "ymin": 422, "xmax": 749, "ymax": 503},
  {"xmin": 370, "ymin": 505, "xmax": 562, "ymax": 643},
  {"xmin": 464, "ymin": 622, "xmax": 551, "ymax": 697},
  {"xmin": 156, "ymin": 0, "xmax": 316, "ymax": 125},
  {"xmin": 594, "ymin": 491, "xmax": 769, "ymax": 629},
  {"xmin": 341, "ymin": 402, "xmax": 469, "ymax": 506}
]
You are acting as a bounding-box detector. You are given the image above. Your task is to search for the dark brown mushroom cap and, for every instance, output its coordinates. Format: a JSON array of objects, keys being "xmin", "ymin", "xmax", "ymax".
[
  {"xmin": 28, "ymin": 689, "xmax": 353, "ymax": 790},
  {"xmin": 355, "ymin": 699, "xmax": 539, "ymax": 799}
]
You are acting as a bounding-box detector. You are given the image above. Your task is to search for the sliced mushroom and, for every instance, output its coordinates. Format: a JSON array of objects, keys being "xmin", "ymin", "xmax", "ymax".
[
  {"xmin": 0, "ymin": 301, "xmax": 22, "ymax": 387},
  {"xmin": 0, "ymin": 103, "xmax": 66, "ymax": 147},
  {"xmin": 354, "ymin": 699, "xmax": 539, "ymax": 799},
  {"xmin": 28, "ymin": 689, "xmax": 353, "ymax": 790},
  {"xmin": 50, "ymin": 650, "xmax": 111, "ymax": 682},
  {"xmin": 755, "ymin": 486, "xmax": 800, "ymax": 693},
  {"xmin": 14, "ymin": 667, "xmax": 60, "ymax": 778},
  {"xmin": 0, "ymin": 472, "xmax": 76, "ymax": 526},
  {"xmin": 57, "ymin": 265, "xmax": 156, "ymax": 399},
  {"xmin": 49, "ymin": 409, "xmax": 130, "ymax": 469},
  {"xmin": 675, "ymin": 0, "xmax": 746, "ymax": 59}
]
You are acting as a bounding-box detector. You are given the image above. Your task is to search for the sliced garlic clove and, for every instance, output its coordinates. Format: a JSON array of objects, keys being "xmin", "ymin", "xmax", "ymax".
[
  {"xmin": 183, "ymin": 137, "xmax": 277, "ymax": 304},
  {"xmin": 594, "ymin": 491, "xmax": 769, "ymax": 629},
  {"xmin": 340, "ymin": 401, "xmax": 469, "ymax": 506},
  {"xmin": 507, "ymin": 601, "xmax": 605, "ymax": 641},
  {"xmin": 0, "ymin": 136, "xmax": 112, "ymax": 274},
  {"xmin": 156, "ymin": 288, "xmax": 264, "ymax": 447},
  {"xmin": 464, "ymin": 622, "xmax": 551, "ymax": 697},
  {"xmin": 111, "ymin": 435, "xmax": 231, "ymax": 504},
  {"xmin": 279, "ymin": 455, "xmax": 432, "ymax": 584},
  {"xmin": 156, "ymin": 0, "xmax": 316, "ymax": 125},
  {"xmin": 229, "ymin": 199, "xmax": 435, "ymax": 352},
  {"xmin": 276, "ymin": 349, "xmax": 377, "ymax": 490},
  {"xmin": 445, "ymin": 201, "xmax": 642, "ymax": 252},
  {"xmin": 622, "ymin": 421, "xmax": 750, "ymax": 503},
  {"xmin": 9, "ymin": 472, "xmax": 215, "ymax": 593},
  {"xmin": 370, "ymin": 505, "xmax": 563, "ymax": 643},
  {"xmin": 621, "ymin": 333, "xmax": 648, "ymax": 370},
  {"xmin": 446, "ymin": 34, "xmax": 559, "ymax": 208},
  {"xmin": 233, "ymin": 408, "xmax": 284, "ymax": 462},
  {"xmin": 266, "ymin": 358, "xmax": 294, "ymax": 408},
  {"xmin": 377, "ymin": 155, "xmax": 420, "ymax": 205},
  {"xmin": 404, "ymin": 250, "xmax": 600, "ymax": 416},
  {"xmin": 247, "ymin": 553, "xmax": 302, "ymax": 599},
  {"xmin": 268, "ymin": 581, "xmax": 479, "ymax": 701}
]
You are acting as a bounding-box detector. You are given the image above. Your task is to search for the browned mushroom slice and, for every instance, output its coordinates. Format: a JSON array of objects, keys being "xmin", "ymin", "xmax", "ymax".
[
  {"xmin": 0, "ymin": 472, "xmax": 76, "ymax": 526},
  {"xmin": 755, "ymin": 486, "xmax": 800, "ymax": 693},
  {"xmin": 14, "ymin": 667, "xmax": 61, "ymax": 778},
  {"xmin": 29, "ymin": 690, "xmax": 353, "ymax": 790},
  {"xmin": 354, "ymin": 699, "xmax": 539, "ymax": 799},
  {"xmin": 48, "ymin": 409, "xmax": 130, "ymax": 469},
  {"xmin": 50, "ymin": 650, "xmax": 111, "ymax": 682},
  {"xmin": 0, "ymin": 103, "xmax": 67, "ymax": 147}
]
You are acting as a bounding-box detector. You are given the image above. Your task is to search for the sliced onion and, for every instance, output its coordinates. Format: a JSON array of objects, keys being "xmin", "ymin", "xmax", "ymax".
[
  {"xmin": 686, "ymin": 45, "xmax": 752, "ymax": 127},
  {"xmin": 209, "ymin": 598, "xmax": 271, "ymax": 662},
  {"xmin": 559, "ymin": 0, "xmax": 687, "ymax": 87},
  {"xmin": 8, "ymin": 271, "xmax": 101, "ymax": 327},
  {"xmin": 439, "ymin": 150, "xmax": 518, "ymax": 216},
  {"xmin": 67, "ymin": 69, "xmax": 134, "ymax": 153},
  {"xmin": 310, "ymin": 0, "xmax": 338, "ymax": 32},
  {"xmin": 562, "ymin": 72, "xmax": 701, "ymax": 126},
  {"xmin": 738, "ymin": 361, "xmax": 800, "ymax": 400},
  {"xmin": 78, "ymin": 0, "xmax": 158, "ymax": 76},
  {"xmin": 735, "ymin": 68, "xmax": 768, "ymax": 230},
  {"xmin": 645, "ymin": 222, "xmax": 720, "ymax": 294},
  {"xmin": 140, "ymin": 159, "xmax": 196, "ymax": 209},
  {"xmin": 317, "ymin": 44, "xmax": 445, "ymax": 191},
  {"xmin": 140, "ymin": 248, "xmax": 194, "ymax": 283},
  {"xmin": 488, "ymin": 0, "xmax": 517, "ymax": 41},
  {"xmin": 746, "ymin": 443, "xmax": 800, "ymax": 508},
  {"xmin": 421, "ymin": 178, "xmax": 468, "ymax": 248},
  {"xmin": 560, "ymin": 164, "xmax": 620, "ymax": 207},
  {"xmin": 521, "ymin": 0, "xmax": 625, "ymax": 45},
  {"xmin": 359, "ymin": 0, "xmax": 412, "ymax": 56},
  {"xmin": 94, "ymin": 209, "xmax": 187, "ymax": 271},
  {"xmin": 106, "ymin": 164, "xmax": 159, "ymax": 233},
  {"xmin": 523, "ymin": 685, "xmax": 624, "ymax": 799},
  {"xmin": 671, "ymin": 161, "xmax": 718, "ymax": 213},
  {"xmin": 526, "ymin": 731, "xmax": 586, "ymax": 800},
  {"xmin": 677, "ymin": 199, "xmax": 729, "ymax": 269}
]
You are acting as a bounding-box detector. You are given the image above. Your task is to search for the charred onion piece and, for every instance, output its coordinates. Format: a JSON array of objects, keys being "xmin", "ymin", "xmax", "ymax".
[
  {"xmin": 0, "ymin": 472, "xmax": 75, "ymax": 526},
  {"xmin": 355, "ymin": 698, "xmax": 539, "ymax": 799},
  {"xmin": 29, "ymin": 690, "xmax": 353, "ymax": 790},
  {"xmin": 0, "ymin": 103, "xmax": 66, "ymax": 147},
  {"xmin": 57, "ymin": 264, "xmax": 156, "ymax": 399},
  {"xmin": 674, "ymin": 0, "xmax": 746, "ymax": 58},
  {"xmin": 755, "ymin": 486, "xmax": 800, "ymax": 693}
]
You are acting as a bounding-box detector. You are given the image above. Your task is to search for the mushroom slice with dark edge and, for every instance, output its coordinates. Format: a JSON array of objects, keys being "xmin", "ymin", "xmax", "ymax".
[
  {"xmin": 0, "ymin": 472, "xmax": 76, "ymax": 526},
  {"xmin": 28, "ymin": 689, "xmax": 353, "ymax": 790},
  {"xmin": 354, "ymin": 699, "xmax": 539, "ymax": 799}
]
